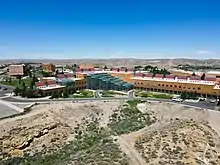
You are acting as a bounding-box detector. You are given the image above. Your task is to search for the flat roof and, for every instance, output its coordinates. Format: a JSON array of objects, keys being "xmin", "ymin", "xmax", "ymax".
[
  {"xmin": 206, "ymin": 71, "xmax": 220, "ymax": 74},
  {"xmin": 37, "ymin": 85, "xmax": 65, "ymax": 90},
  {"xmin": 42, "ymin": 77, "xmax": 56, "ymax": 80},
  {"xmin": 77, "ymin": 71, "xmax": 133, "ymax": 75},
  {"xmin": 131, "ymin": 77, "xmax": 216, "ymax": 85}
]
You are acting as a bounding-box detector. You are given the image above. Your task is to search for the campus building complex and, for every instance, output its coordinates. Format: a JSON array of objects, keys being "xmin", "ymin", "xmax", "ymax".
[
  {"xmin": 87, "ymin": 73, "xmax": 133, "ymax": 91},
  {"xmin": 131, "ymin": 73, "xmax": 220, "ymax": 98},
  {"xmin": 31, "ymin": 63, "xmax": 220, "ymax": 98},
  {"xmin": 35, "ymin": 80, "xmax": 65, "ymax": 96},
  {"xmin": 42, "ymin": 63, "xmax": 55, "ymax": 73},
  {"xmin": 9, "ymin": 64, "xmax": 27, "ymax": 76}
]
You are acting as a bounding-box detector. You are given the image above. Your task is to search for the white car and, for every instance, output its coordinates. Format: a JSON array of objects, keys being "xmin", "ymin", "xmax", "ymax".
[
  {"xmin": 210, "ymin": 99, "xmax": 216, "ymax": 103},
  {"xmin": 172, "ymin": 97, "xmax": 183, "ymax": 102}
]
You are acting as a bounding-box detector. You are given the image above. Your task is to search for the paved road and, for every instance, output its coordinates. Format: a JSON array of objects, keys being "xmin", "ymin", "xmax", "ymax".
[
  {"xmin": 2, "ymin": 96, "xmax": 217, "ymax": 110},
  {"xmin": 0, "ymin": 103, "xmax": 19, "ymax": 118},
  {"xmin": 0, "ymin": 84, "xmax": 14, "ymax": 97}
]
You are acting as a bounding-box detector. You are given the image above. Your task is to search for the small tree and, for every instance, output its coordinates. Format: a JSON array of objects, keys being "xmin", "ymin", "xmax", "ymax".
[
  {"xmin": 63, "ymin": 88, "xmax": 69, "ymax": 98},
  {"xmin": 103, "ymin": 66, "xmax": 108, "ymax": 70},
  {"xmin": 37, "ymin": 89, "xmax": 44, "ymax": 97},
  {"xmin": 192, "ymin": 72, "xmax": 196, "ymax": 76},
  {"xmin": 5, "ymin": 77, "xmax": 8, "ymax": 84},
  {"xmin": 17, "ymin": 75, "xmax": 22, "ymax": 85},
  {"xmin": 22, "ymin": 81, "xmax": 26, "ymax": 90},
  {"xmin": 29, "ymin": 72, "xmax": 32, "ymax": 78},
  {"xmin": 8, "ymin": 77, "xmax": 11, "ymax": 83},
  {"xmin": 57, "ymin": 91, "xmax": 62, "ymax": 98},
  {"xmin": 180, "ymin": 91, "xmax": 187, "ymax": 100},
  {"xmin": 25, "ymin": 89, "xmax": 33, "ymax": 98},
  {"xmin": 55, "ymin": 69, "xmax": 59, "ymax": 76},
  {"xmin": 69, "ymin": 86, "xmax": 76, "ymax": 94},
  {"xmin": 13, "ymin": 87, "xmax": 20, "ymax": 96},
  {"xmin": 201, "ymin": 73, "xmax": 205, "ymax": 80},
  {"xmin": 51, "ymin": 91, "xmax": 59, "ymax": 99}
]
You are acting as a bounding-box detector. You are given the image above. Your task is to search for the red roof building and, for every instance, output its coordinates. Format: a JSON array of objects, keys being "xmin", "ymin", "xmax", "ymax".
[
  {"xmin": 204, "ymin": 77, "xmax": 216, "ymax": 81},
  {"xmin": 177, "ymin": 76, "xmax": 187, "ymax": 80},
  {"xmin": 128, "ymin": 68, "xmax": 134, "ymax": 72},
  {"xmin": 57, "ymin": 74, "xmax": 66, "ymax": 79},
  {"xmin": 111, "ymin": 68, "xmax": 119, "ymax": 71},
  {"xmin": 120, "ymin": 67, "xmax": 126, "ymax": 71},
  {"xmin": 36, "ymin": 82, "xmax": 45, "ymax": 87},
  {"xmin": 136, "ymin": 73, "xmax": 144, "ymax": 77},
  {"xmin": 165, "ymin": 75, "xmax": 175, "ymax": 79},
  {"xmin": 189, "ymin": 76, "xmax": 201, "ymax": 81},
  {"xmin": 155, "ymin": 74, "xmax": 163, "ymax": 79},
  {"xmin": 66, "ymin": 73, "xmax": 74, "ymax": 77},
  {"xmin": 145, "ymin": 74, "xmax": 153, "ymax": 78}
]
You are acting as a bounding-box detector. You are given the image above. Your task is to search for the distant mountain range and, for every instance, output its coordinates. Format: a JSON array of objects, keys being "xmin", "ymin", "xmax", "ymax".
[{"xmin": 0, "ymin": 58, "xmax": 220, "ymax": 68}]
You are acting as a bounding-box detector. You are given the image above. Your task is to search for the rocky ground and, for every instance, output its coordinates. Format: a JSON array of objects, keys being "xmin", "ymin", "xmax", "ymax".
[
  {"xmin": 0, "ymin": 100, "xmax": 220, "ymax": 165},
  {"xmin": 0, "ymin": 101, "xmax": 121, "ymax": 161}
]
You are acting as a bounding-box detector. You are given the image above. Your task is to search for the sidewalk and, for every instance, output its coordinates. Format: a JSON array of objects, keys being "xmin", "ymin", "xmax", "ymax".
[
  {"xmin": 108, "ymin": 90, "xmax": 128, "ymax": 95},
  {"xmin": 0, "ymin": 99, "xmax": 23, "ymax": 113},
  {"xmin": 7, "ymin": 94, "xmax": 51, "ymax": 101}
]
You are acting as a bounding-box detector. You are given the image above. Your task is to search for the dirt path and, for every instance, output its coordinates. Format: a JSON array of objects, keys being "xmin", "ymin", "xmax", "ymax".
[{"xmin": 118, "ymin": 133, "xmax": 146, "ymax": 165}]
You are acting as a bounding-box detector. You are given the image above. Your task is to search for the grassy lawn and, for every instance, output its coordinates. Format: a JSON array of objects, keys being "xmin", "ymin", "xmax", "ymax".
[
  {"xmin": 135, "ymin": 91, "xmax": 173, "ymax": 99},
  {"xmin": 0, "ymin": 78, "xmax": 32, "ymax": 88},
  {"xmin": 70, "ymin": 90, "xmax": 94, "ymax": 98},
  {"xmin": 101, "ymin": 90, "xmax": 127, "ymax": 97}
]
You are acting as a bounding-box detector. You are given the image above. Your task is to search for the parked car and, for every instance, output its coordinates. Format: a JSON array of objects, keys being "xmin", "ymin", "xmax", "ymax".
[
  {"xmin": 199, "ymin": 97, "xmax": 205, "ymax": 101},
  {"xmin": 172, "ymin": 97, "xmax": 183, "ymax": 102},
  {"xmin": 0, "ymin": 86, "xmax": 7, "ymax": 91},
  {"xmin": 210, "ymin": 99, "xmax": 216, "ymax": 103}
]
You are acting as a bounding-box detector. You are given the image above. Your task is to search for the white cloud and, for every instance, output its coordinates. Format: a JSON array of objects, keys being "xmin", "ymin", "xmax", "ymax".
[{"xmin": 196, "ymin": 50, "xmax": 214, "ymax": 55}]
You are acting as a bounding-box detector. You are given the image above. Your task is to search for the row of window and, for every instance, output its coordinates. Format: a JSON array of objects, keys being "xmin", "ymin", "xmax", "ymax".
[
  {"xmin": 134, "ymin": 82, "xmax": 201, "ymax": 90},
  {"xmin": 76, "ymin": 81, "xmax": 86, "ymax": 85}
]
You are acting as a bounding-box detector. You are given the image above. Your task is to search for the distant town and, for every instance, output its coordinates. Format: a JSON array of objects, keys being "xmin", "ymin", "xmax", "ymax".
[{"xmin": 0, "ymin": 62, "xmax": 220, "ymax": 104}]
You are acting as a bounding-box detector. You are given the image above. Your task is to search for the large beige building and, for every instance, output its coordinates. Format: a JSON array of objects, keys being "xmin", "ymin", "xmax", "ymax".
[{"xmin": 9, "ymin": 64, "xmax": 26, "ymax": 76}]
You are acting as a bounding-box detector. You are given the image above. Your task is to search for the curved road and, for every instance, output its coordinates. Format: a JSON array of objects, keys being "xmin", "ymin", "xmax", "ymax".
[{"xmin": 1, "ymin": 95, "xmax": 217, "ymax": 110}]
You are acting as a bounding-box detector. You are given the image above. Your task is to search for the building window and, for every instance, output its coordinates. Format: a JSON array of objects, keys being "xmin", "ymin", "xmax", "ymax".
[
  {"xmin": 174, "ymin": 85, "xmax": 177, "ymax": 88},
  {"xmin": 179, "ymin": 86, "xmax": 181, "ymax": 88},
  {"xmin": 170, "ymin": 85, "xmax": 173, "ymax": 87},
  {"xmin": 166, "ymin": 85, "xmax": 169, "ymax": 87},
  {"xmin": 162, "ymin": 84, "xmax": 164, "ymax": 86},
  {"xmin": 141, "ymin": 82, "xmax": 143, "ymax": 84},
  {"xmin": 193, "ymin": 88, "xmax": 195, "ymax": 90},
  {"xmin": 198, "ymin": 87, "xmax": 201, "ymax": 90},
  {"xmin": 158, "ymin": 84, "xmax": 161, "ymax": 86},
  {"xmin": 188, "ymin": 87, "xmax": 191, "ymax": 89},
  {"xmin": 183, "ymin": 87, "xmax": 185, "ymax": 89}
]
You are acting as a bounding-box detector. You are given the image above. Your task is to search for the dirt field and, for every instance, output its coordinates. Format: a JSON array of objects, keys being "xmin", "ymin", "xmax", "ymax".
[
  {"xmin": 0, "ymin": 101, "xmax": 121, "ymax": 158},
  {"xmin": 118, "ymin": 101, "xmax": 220, "ymax": 165},
  {"xmin": 1, "ymin": 100, "xmax": 220, "ymax": 165}
]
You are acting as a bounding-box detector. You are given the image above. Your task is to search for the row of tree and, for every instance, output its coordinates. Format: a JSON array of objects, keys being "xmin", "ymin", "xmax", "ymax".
[
  {"xmin": 13, "ymin": 85, "xmax": 44, "ymax": 98},
  {"xmin": 176, "ymin": 64, "xmax": 220, "ymax": 71},
  {"xmin": 50, "ymin": 86, "xmax": 76, "ymax": 99},
  {"xmin": 180, "ymin": 91, "xmax": 199, "ymax": 100}
]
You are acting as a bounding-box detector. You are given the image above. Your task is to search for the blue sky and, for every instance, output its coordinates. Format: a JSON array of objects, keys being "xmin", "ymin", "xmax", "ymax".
[{"xmin": 0, "ymin": 0, "xmax": 219, "ymax": 59}]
